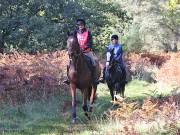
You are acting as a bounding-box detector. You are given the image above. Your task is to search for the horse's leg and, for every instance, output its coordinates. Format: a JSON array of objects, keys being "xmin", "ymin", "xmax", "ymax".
[
  {"xmin": 121, "ymin": 84, "xmax": 125, "ymax": 98},
  {"xmin": 82, "ymin": 89, "xmax": 90, "ymax": 120},
  {"xmin": 89, "ymin": 85, "xmax": 97, "ymax": 112},
  {"xmin": 109, "ymin": 86, "xmax": 114, "ymax": 101},
  {"xmin": 113, "ymin": 91, "xmax": 117, "ymax": 102},
  {"xmin": 70, "ymin": 83, "xmax": 77, "ymax": 123}
]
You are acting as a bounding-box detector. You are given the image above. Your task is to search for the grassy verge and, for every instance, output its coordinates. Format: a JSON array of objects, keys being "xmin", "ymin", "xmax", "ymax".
[{"xmin": 0, "ymin": 80, "xmax": 178, "ymax": 135}]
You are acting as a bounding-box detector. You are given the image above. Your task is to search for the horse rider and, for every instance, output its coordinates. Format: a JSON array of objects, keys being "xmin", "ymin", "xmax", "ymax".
[
  {"xmin": 99, "ymin": 34, "xmax": 127, "ymax": 83},
  {"xmin": 63, "ymin": 19, "xmax": 99, "ymax": 85}
]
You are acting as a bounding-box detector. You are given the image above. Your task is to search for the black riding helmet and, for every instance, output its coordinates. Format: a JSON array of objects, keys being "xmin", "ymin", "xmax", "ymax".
[
  {"xmin": 76, "ymin": 19, "xmax": 86, "ymax": 26},
  {"xmin": 111, "ymin": 35, "xmax": 118, "ymax": 40}
]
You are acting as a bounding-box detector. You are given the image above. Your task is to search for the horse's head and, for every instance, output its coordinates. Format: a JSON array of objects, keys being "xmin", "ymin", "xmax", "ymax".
[
  {"xmin": 106, "ymin": 48, "xmax": 115, "ymax": 69},
  {"xmin": 67, "ymin": 32, "xmax": 81, "ymax": 60}
]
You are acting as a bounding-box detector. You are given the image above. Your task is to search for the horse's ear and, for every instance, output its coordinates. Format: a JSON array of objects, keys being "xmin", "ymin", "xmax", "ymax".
[{"xmin": 67, "ymin": 31, "xmax": 70, "ymax": 36}]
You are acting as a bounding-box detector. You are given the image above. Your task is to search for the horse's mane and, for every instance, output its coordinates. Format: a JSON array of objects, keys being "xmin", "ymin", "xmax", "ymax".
[{"xmin": 67, "ymin": 31, "xmax": 76, "ymax": 37}]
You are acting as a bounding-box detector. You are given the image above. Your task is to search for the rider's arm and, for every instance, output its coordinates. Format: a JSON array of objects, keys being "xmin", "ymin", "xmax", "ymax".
[{"xmin": 105, "ymin": 45, "xmax": 112, "ymax": 67}]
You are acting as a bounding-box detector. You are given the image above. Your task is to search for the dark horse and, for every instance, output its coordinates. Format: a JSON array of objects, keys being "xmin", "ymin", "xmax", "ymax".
[
  {"xmin": 104, "ymin": 48, "xmax": 126, "ymax": 101},
  {"xmin": 66, "ymin": 34, "xmax": 101, "ymax": 123}
]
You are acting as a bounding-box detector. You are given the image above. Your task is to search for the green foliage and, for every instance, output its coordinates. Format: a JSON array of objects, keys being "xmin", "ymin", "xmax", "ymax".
[
  {"xmin": 160, "ymin": 0, "xmax": 180, "ymax": 51},
  {"xmin": 122, "ymin": 24, "xmax": 143, "ymax": 52},
  {"xmin": 0, "ymin": 80, "xmax": 175, "ymax": 134},
  {"xmin": 0, "ymin": 0, "xmax": 131, "ymax": 53},
  {"xmin": 116, "ymin": 0, "xmax": 180, "ymax": 52},
  {"xmin": 1, "ymin": 0, "xmax": 179, "ymax": 53}
]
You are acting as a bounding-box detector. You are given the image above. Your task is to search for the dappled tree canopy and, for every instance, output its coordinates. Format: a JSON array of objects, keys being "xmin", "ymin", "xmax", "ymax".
[
  {"xmin": 117, "ymin": 0, "xmax": 180, "ymax": 52},
  {"xmin": 0, "ymin": 0, "xmax": 179, "ymax": 53},
  {"xmin": 0, "ymin": 1, "xmax": 180, "ymax": 134},
  {"xmin": 0, "ymin": 0, "xmax": 131, "ymax": 53}
]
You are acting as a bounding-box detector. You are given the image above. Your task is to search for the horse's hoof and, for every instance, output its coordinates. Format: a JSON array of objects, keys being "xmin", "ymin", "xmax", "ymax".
[
  {"xmin": 110, "ymin": 100, "xmax": 117, "ymax": 103},
  {"xmin": 110, "ymin": 100, "xmax": 114, "ymax": 103},
  {"xmin": 71, "ymin": 118, "xmax": 77, "ymax": 124},
  {"xmin": 87, "ymin": 116, "xmax": 91, "ymax": 120},
  {"xmin": 89, "ymin": 106, "xmax": 93, "ymax": 112},
  {"xmin": 110, "ymin": 100, "xmax": 119, "ymax": 105},
  {"xmin": 84, "ymin": 112, "xmax": 91, "ymax": 120},
  {"xmin": 63, "ymin": 79, "xmax": 70, "ymax": 85},
  {"xmin": 115, "ymin": 95, "xmax": 124, "ymax": 101}
]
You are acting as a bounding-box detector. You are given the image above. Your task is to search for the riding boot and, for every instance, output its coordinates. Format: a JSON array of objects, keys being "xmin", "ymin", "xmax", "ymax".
[{"xmin": 92, "ymin": 66, "xmax": 99, "ymax": 86}]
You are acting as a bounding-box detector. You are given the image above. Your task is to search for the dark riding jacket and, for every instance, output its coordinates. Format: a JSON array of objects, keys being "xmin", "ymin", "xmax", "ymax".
[{"xmin": 107, "ymin": 43, "xmax": 124, "ymax": 66}]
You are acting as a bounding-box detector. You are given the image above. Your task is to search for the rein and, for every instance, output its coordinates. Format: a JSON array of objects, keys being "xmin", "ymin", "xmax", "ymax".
[{"xmin": 69, "ymin": 50, "xmax": 83, "ymax": 71}]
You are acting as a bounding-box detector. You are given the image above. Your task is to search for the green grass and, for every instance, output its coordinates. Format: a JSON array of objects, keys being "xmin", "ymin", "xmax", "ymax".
[
  {"xmin": 125, "ymin": 80, "xmax": 175, "ymax": 102},
  {"xmin": 0, "ymin": 80, "xmax": 177, "ymax": 135}
]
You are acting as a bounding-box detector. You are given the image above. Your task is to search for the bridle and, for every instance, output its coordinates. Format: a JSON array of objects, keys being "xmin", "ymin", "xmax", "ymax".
[
  {"xmin": 68, "ymin": 49, "xmax": 82, "ymax": 70},
  {"xmin": 68, "ymin": 51, "xmax": 81, "ymax": 60}
]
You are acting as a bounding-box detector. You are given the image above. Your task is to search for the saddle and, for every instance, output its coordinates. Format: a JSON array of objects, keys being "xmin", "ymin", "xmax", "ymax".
[{"xmin": 84, "ymin": 55, "xmax": 94, "ymax": 71}]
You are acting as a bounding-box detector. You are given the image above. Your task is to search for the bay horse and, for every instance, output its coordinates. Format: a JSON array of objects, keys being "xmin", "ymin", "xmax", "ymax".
[
  {"xmin": 104, "ymin": 48, "xmax": 126, "ymax": 101},
  {"xmin": 66, "ymin": 33, "xmax": 101, "ymax": 123}
]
